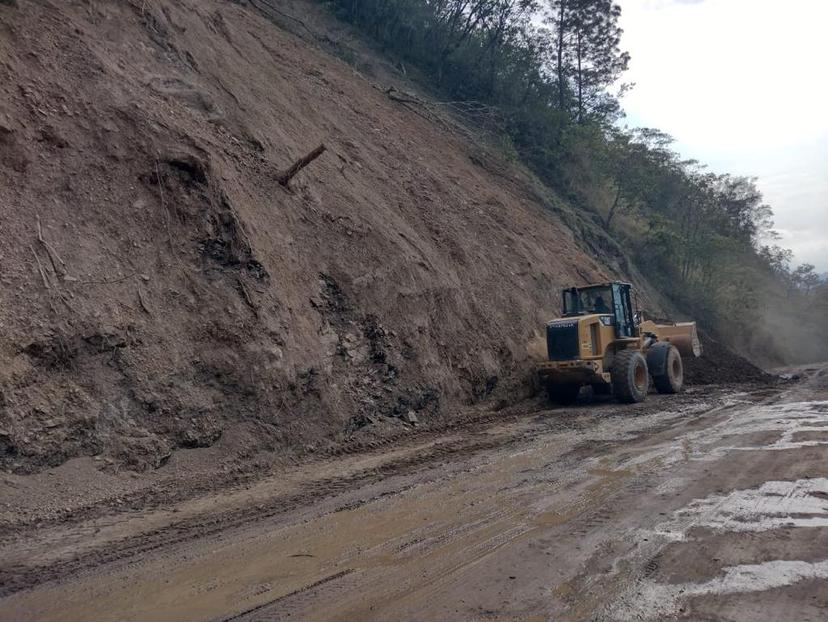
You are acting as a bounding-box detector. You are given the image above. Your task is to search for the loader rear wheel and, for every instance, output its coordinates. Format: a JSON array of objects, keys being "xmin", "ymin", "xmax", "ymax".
[
  {"xmin": 611, "ymin": 349, "xmax": 649, "ymax": 403},
  {"xmin": 546, "ymin": 382, "xmax": 581, "ymax": 406},
  {"xmin": 648, "ymin": 343, "xmax": 684, "ymax": 394}
]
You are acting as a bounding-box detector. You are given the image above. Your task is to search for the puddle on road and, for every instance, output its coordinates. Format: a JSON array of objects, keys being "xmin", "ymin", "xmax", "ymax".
[
  {"xmin": 716, "ymin": 400, "xmax": 828, "ymax": 453},
  {"xmin": 652, "ymin": 478, "xmax": 828, "ymax": 540},
  {"xmin": 604, "ymin": 474, "xmax": 828, "ymax": 621},
  {"xmin": 599, "ymin": 399, "xmax": 828, "ymax": 621},
  {"xmin": 615, "ymin": 400, "xmax": 828, "ymax": 471},
  {"xmin": 609, "ymin": 559, "xmax": 828, "ymax": 621}
]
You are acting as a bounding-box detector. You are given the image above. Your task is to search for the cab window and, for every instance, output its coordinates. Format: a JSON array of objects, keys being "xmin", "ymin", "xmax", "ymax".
[{"xmin": 563, "ymin": 286, "xmax": 613, "ymax": 315}]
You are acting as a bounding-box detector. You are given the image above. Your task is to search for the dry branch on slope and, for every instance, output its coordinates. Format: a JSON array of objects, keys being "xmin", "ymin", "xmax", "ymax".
[{"xmin": 277, "ymin": 143, "xmax": 327, "ymax": 187}]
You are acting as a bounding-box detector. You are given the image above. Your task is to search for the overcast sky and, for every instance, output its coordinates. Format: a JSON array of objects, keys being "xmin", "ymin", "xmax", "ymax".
[{"xmin": 617, "ymin": 0, "xmax": 828, "ymax": 272}]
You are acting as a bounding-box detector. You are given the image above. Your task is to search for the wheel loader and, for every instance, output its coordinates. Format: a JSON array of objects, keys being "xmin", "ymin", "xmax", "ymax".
[{"xmin": 537, "ymin": 282, "xmax": 701, "ymax": 405}]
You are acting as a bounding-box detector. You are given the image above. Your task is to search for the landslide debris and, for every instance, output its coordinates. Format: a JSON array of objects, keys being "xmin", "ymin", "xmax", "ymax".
[
  {"xmin": 684, "ymin": 334, "xmax": 774, "ymax": 386},
  {"xmin": 0, "ymin": 0, "xmax": 618, "ymax": 473}
]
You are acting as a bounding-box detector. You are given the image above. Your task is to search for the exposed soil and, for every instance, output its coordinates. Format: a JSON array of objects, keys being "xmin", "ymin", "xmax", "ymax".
[
  {"xmin": 684, "ymin": 331, "xmax": 774, "ymax": 385},
  {"xmin": 0, "ymin": 0, "xmax": 631, "ymax": 474}
]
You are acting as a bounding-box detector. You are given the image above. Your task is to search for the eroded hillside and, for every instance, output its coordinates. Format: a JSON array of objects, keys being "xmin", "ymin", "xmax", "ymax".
[{"xmin": 0, "ymin": 0, "xmax": 654, "ymax": 473}]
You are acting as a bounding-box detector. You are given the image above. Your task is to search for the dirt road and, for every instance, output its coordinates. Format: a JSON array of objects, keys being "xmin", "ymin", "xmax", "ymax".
[{"xmin": 1, "ymin": 368, "xmax": 827, "ymax": 621}]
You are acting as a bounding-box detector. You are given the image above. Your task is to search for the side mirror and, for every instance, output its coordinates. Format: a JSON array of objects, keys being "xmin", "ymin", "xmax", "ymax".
[{"xmin": 634, "ymin": 311, "xmax": 642, "ymax": 326}]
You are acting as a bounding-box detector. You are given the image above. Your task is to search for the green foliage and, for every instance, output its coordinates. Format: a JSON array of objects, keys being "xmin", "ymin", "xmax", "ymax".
[
  {"xmin": 325, "ymin": 0, "xmax": 627, "ymax": 180},
  {"xmin": 323, "ymin": 0, "xmax": 824, "ymax": 363}
]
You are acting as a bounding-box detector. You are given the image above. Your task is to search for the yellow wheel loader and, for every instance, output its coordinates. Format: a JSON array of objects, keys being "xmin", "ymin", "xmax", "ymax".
[{"xmin": 537, "ymin": 282, "xmax": 701, "ymax": 405}]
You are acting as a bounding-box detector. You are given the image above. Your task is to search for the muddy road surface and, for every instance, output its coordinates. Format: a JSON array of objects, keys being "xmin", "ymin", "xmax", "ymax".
[{"xmin": 1, "ymin": 368, "xmax": 827, "ymax": 621}]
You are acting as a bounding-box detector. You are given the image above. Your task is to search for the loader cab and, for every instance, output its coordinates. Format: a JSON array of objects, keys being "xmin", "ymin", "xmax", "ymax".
[{"xmin": 561, "ymin": 282, "xmax": 637, "ymax": 338}]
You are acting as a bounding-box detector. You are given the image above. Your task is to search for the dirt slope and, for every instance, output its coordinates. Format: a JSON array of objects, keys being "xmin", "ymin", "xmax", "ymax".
[{"xmin": 0, "ymin": 0, "xmax": 671, "ymax": 473}]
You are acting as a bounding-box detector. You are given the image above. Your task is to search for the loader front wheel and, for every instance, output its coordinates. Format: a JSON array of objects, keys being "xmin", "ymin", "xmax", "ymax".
[
  {"xmin": 611, "ymin": 349, "xmax": 649, "ymax": 403},
  {"xmin": 546, "ymin": 382, "xmax": 581, "ymax": 406},
  {"xmin": 647, "ymin": 342, "xmax": 684, "ymax": 394}
]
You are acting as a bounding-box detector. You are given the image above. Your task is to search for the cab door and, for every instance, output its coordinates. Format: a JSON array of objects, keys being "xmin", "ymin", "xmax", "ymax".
[{"xmin": 612, "ymin": 283, "xmax": 635, "ymax": 337}]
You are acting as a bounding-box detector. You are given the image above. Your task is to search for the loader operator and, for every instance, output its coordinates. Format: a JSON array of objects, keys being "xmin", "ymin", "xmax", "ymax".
[{"xmin": 593, "ymin": 295, "xmax": 609, "ymax": 313}]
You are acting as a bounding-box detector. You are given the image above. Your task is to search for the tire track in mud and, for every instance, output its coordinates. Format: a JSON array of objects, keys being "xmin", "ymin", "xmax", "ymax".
[
  {"xmin": 221, "ymin": 569, "xmax": 356, "ymax": 622},
  {"xmin": 1, "ymin": 384, "xmax": 759, "ymax": 542},
  {"xmin": 0, "ymin": 433, "xmax": 524, "ymax": 597},
  {"xmin": 0, "ymin": 397, "xmax": 540, "ymax": 541},
  {"xmin": 0, "ymin": 387, "xmax": 721, "ymax": 542},
  {"xmin": 0, "ymin": 385, "xmax": 777, "ymax": 599}
]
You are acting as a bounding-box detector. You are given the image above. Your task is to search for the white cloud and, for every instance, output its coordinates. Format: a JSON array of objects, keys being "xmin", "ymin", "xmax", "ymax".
[{"xmin": 618, "ymin": 0, "xmax": 828, "ymax": 270}]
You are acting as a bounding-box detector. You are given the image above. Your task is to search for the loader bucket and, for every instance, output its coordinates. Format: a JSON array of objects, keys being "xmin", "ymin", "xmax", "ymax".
[{"xmin": 640, "ymin": 320, "xmax": 702, "ymax": 358}]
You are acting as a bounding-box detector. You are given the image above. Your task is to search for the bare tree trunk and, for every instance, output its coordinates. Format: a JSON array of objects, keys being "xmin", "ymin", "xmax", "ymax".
[
  {"xmin": 277, "ymin": 144, "xmax": 326, "ymax": 187},
  {"xmin": 556, "ymin": 0, "xmax": 568, "ymax": 111},
  {"xmin": 605, "ymin": 185, "xmax": 622, "ymax": 230},
  {"xmin": 576, "ymin": 28, "xmax": 583, "ymax": 122}
]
